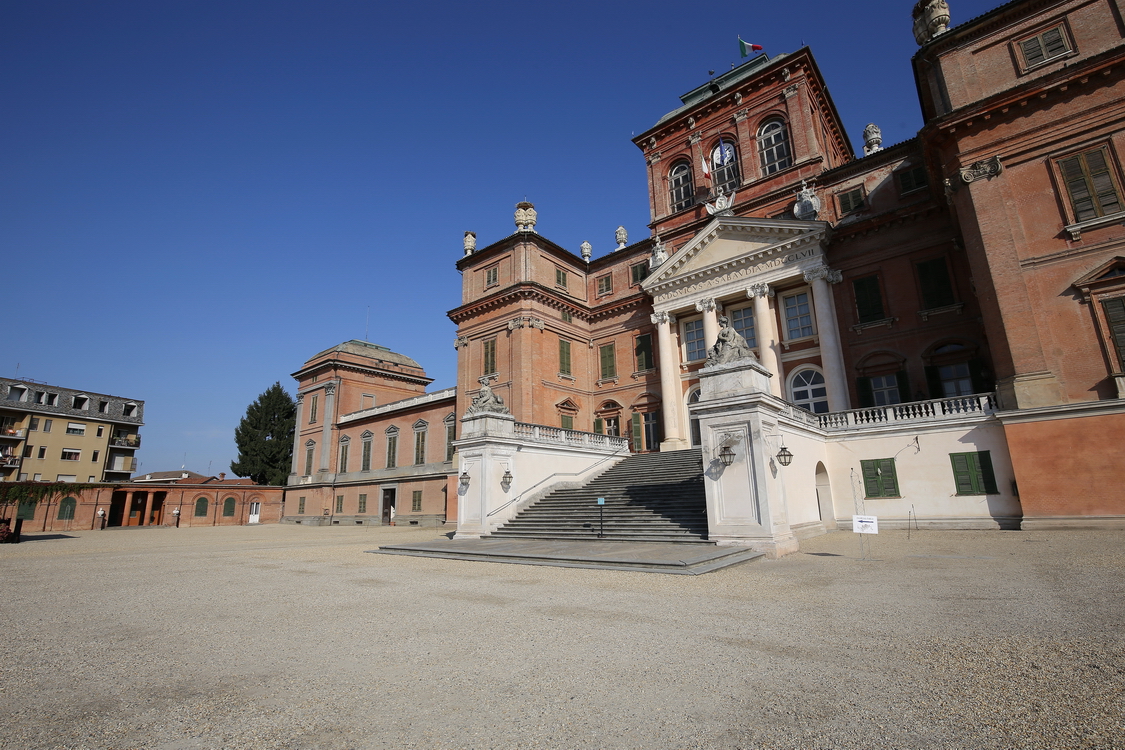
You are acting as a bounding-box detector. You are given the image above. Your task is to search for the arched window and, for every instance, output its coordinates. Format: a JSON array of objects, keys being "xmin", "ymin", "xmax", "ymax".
[
  {"xmin": 710, "ymin": 140, "xmax": 740, "ymax": 194},
  {"xmin": 222, "ymin": 497, "xmax": 236, "ymax": 517},
  {"xmin": 194, "ymin": 497, "xmax": 209, "ymax": 517},
  {"xmin": 688, "ymin": 390, "xmax": 702, "ymax": 447},
  {"xmin": 669, "ymin": 161, "xmax": 694, "ymax": 213},
  {"xmin": 57, "ymin": 497, "xmax": 77, "ymax": 520},
  {"xmin": 758, "ymin": 120, "xmax": 792, "ymax": 176},
  {"xmin": 790, "ymin": 368, "xmax": 829, "ymax": 414}
]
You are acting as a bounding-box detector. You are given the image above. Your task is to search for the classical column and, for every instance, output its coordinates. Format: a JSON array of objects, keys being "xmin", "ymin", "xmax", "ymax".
[
  {"xmin": 748, "ymin": 283, "xmax": 783, "ymax": 397},
  {"xmin": 318, "ymin": 383, "xmax": 336, "ymax": 472},
  {"xmin": 804, "ymin": 265, "xmax": 850, "ymax": 411},
  {"xmin": 651, "ymin": 311, "xmax": 685, "ymax": 451},
  {"xmin": 695, "ymin": 298, "xmax": 721, "ymax": 350},
  {"xmin": 291, "ymin": 394, "xmax": 304, "ymax": 476}
]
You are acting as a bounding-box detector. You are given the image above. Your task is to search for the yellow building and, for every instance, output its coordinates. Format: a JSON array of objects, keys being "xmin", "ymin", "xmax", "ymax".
[{"xmin": 0, "ymin": 378, "xmax": 144, "ymax": 485}]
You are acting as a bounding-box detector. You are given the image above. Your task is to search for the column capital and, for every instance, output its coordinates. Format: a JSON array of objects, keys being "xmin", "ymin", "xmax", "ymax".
[
  {"xmin": 650, "ymin": 311, "xmax": 677, "ymax": 326},
  {"xmin": 324, "ymin": 382, "xmax": 336, "ymax": 396},
  {"xmin": 803, "ymin": 264, "xmax": 841, "ymax": 284},
  {"xmin": 747, "ymin": 282, "xmax": 775, "ymax": 299},
  {"xmin": 694, "ymin": 298, "xmax": 719, "ymax": 313},
  {"xmin": 296, "ymin": 393, "xmax": 304, "ymax": 404}
]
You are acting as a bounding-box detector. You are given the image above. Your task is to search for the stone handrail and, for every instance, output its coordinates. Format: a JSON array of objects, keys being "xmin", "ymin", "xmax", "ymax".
[
  {"xmin": 817, "ymin": 393, "xmax": 998, "ymax": 431},
  {"xmin": 513, "ymin": 422, "xmax": 630, "ymax": 451}
]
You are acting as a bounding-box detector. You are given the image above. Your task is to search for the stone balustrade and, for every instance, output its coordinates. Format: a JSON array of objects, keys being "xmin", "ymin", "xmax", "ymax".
[
  {"xmin": 512, "ymin": 422, "xmax": 630, "ymax": 452},
  {"xmin": 817, "ymin": 393, "xmax": 998, "ymax": 431}
]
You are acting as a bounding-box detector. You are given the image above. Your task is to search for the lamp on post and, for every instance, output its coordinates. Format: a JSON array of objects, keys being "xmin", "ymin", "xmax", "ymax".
[{"xmin": 775, "ymin": 446, "xmax": 793, "ymax": 467}]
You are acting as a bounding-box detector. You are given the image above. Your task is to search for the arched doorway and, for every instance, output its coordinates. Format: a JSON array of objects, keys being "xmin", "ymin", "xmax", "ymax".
[{"xmin": 814, "ymin": 462, "xmax": 836, "ymax": 530}]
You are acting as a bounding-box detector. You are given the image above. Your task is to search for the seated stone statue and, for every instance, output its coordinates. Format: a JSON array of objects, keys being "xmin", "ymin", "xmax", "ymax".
[
  {"xmin": 466, "ymin": 377, "xmax": 510, "ymax": 416},
  {"xmin": 706, "ymin": 316, "xmax": 757, "ymax": 366}
]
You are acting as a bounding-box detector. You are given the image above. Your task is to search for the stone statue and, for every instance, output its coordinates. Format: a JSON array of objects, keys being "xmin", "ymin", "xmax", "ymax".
[
  {"xmin": 863, "ymin": 123, "xmax": 883, "ymax": 155},
  {"xmin": 705, "ymin": 189, "xmax": 736, "ymax": 216},
  {"xmin": 463, "ymin": 231, "xmax": 476, "ymax": 255},
  {"xmin": 615, "ymin": 225, "xmax": 628, "ymax": 249},
  {"xmin": 912, "ymin": 0, "xmax": 950, "ymax": 46},
  {"xmin": 466, "ymin": 377, "xmax": 510, "ymax": 416},
  {"xmin": 706, "ymin": 316, "xmax": 757, "ymax": 366},
  {"xmin": 649, "ymin": 238, "xmax": 669, "ymax": 269},
  {"xmin": 514, "ymin": 201, "xmax": 538, "ymax": 233},
  {"xmin": 792, "ymin": 180, "xmax": 821, "ymax": 221},
  {"xmin": 580, "ymin": 241, "xmax": 592, "ymax": 261}
]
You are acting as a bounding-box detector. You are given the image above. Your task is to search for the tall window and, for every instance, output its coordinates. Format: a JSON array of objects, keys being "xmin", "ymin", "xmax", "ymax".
[
  {"xmin": 361, "ymin": 437, "xmax": 372, "ymax": 471},
  {"xmin": 194, "ymin": 497, "xmax": 208, "ymax": 517},
  {"xmin": 304, "ymin": 444, "xmax": 314, "ymax": 476},
  {"xmin": 916, "ymin": 258, "xmax": 957, "ymax": 309},
  {"xmin": 861, "ymin": 459, "xmax": 899, "ymax": 498},
  {"xmin": 559, "ymin": 338, "xmax": 572, "ymax": 376},
  {"xmin": 298, "ymin": 496, "xmax": 306, "ymax": 514},
  {"xmin": 688, "ymin": 390, "xmax": 702, "ymax": 447},
  {"xmin": 358, "ymin": 494, "xmax": 367, "ymax": 513},
  {"xmin": 711, "ymin": 140, "xmax": 740, "ymax": 194},
  {"xmin": 853, "ymin": 276, "xmax": 886, "ymax": 323},
  {"xmin": 57, "ymin": 497, "xmax": 77, "ymax": 520},
  {"xmin": 445, "ymin": 417, "xmax": 456, "ymax": 462},
  {"xmin": 597, "ymin": 274, "xmax": 613, "ymax": 296},
  {"xmin": 413, "ymin": 426, "xmax": 427, "ymax": 465},
  {"xmin": 483, "ymin": 339, "xmax": 497, "ymax": 376},
  {"xmin": 731, "ymin": 307, "xmax": 756, "ymax": 348},
  {"xmin": 223, "ymin": 497, "xmax": 236, "ymax": 517},
  {"xmin": 634, "ymin": 334, "xmax": 654, "ymax": 372},
  {"xmin": 599, "ymin": 343, "xmax": 617, "ymax": 379},
  {"xmin": 643, "ymin": 413, "xmax": 660, "ymax": 451},
  {"xmin": 791, "ymin": 369, "xmax": 829, "ymax": 413},
  {"xmin": 669, "ymin": 161, "xmax": 694, "ymax": 213},
  {"xmin": 950, "ymin": 451, "xmax": 999, "ymax": 495},
  {"xmin": 386, "ymin": 430, "xmax": 398, "ymax": 469},
  {"xmin": 338, "ymin": 442, "xmax": 349, "ymax": 473},
  {"xmin": 1058, "ymin": 147, "xmax": 1122, "ymax": 223},
  {"xmin": 684, "ymin": 319, "xmax": 706, "ymax": 361},
  {"xmin": 555, "ymin": 268, "xmax": 568, "ymax": 289},
  {"xmin": 485, "ymin": 266, "xmax": 498, "ymax": 286},
  {"xmin": 309, "ymin": 394, "xmax": 319, "ymax": 423},
  {"xmin": 1102, "ymin": 297, "xmax": 1125, "ymax": 370},
  {"xmin": 784, "ymin": 292, "xmax": 815, "ymax": 339},
  {"xmin": 631, "ymin": 263, "xmax": 648, "ymax": 285},
  {"xmin": 412, "ymin": 491, "xmax": 422, "ymax": 512},
  {"xmin": 758, "ymin": 120, "xmax": 792, "ymax": 175},
  {"xmin": 336, "ymin": 495, "xmax": 344, "ymax": 513}
]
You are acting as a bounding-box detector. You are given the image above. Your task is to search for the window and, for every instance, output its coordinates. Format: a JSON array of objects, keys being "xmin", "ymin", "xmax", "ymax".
[
  {"xmin": 414, "ymin": 428, "xmax": 427, "ymax": 465},
  {"xmin": 361, "ymin": 438, "xmax": 372, "ymax": 471},
  {"xmin": 561, "ymin": 415, "xmax": 574, "ymax": 430},
  {"xmin": 838, "ymin": 187, "xmax": 865, "ymax": 214},
  {"xmin": 730, "ymin": 307, "xmax": 756, "ymax": 348},
  {"xmin": 29, "ymin": 418, "xmax": 38, "ymax": 431},
  {"xmin": 555, "ymin": 268, "xmax": 568, "ymax": 289},
  {"xmin": 597, "ymin": 274, "xmax": 613, "ymax": 296},
  {"xmin": 43, "ymin": 419, "xmax": 52, "ymax": 433},
  {"xmin": 643, "ymin": 413, "xmax": 660, "ymax": 451},
  {"xmin": 485, "ymin": 266, "xmax": 499, "ymax": 287},
  {"xmin": 938, "ymin": 362, "xmax": 974, "ymax": 396},
  {"xmin": 194, "ymin": 497, "xmax": 209, "ymax": 517},
  {"xmin": 223, "ymin": 497, "xmax": 236, "ymax": 517},
  {"xmin": 1103, "ymin": 297, "xmax": 1125, "ymax": 370},
  {"xmin": 916, "ymin": 258, "xmax": 956, "ymax": 310},
  {"xmin": 758, "ymin": 120, "xmax": 792, "ymax": 176},
  {"xmin": 22, "ymin": 445, "xmax": 32, "ymax": 458},
  {"xmin": 711, "ymin": 139, "xmax": 740, "ymax": 194},
  {"xmin": 483, "ymin": 339, "xmax": 497, "ymax": 376},
  {"xmin": 1019, "ymin": 25, "xmax": 1071, "ymax": 69},
  {"xmin": 558, "ymin": 338, "xmax": 572, "ymax": 376},
  {"xmin": 561, "ymin": 309, "xmax": 573, "ymax": 323},
  {"xmin": 689, "ymin": 390, "xmax": 702, "ymax": 447},
  {"xmin": 445, "ymin": 418, "xmax": 456, "ymax": 462},
  {"xmin": 61, "ymin": 449, "xmax": 80, "ymax": 461},
  {"xmin": 631, "ymin": 263, "xmax": 648, "ymax": 285},
  {"xmin": 5, "ymin": 386, "xmax": 25, "ymax": 401},
  {"xmin": 898, "ymin": 165, "xmax": 928, "ymax": 194},
  {"xmin": 46, "ymin": 393, "xmax": 58, "ymax": 406},
  {"xmin": 91, "ymin": 450, "xmax": 99, "ymax": 462},
  {"xmin": 1058, "ymin": 147, "xmax": 1122, "ymax": 223},
  {"xmin": 386, "ymin": 431, "xmax": 398, "ymax": 469},
  {"xmin": 861, "ymin": 459, "xmax": 899, "ymax": 498},
  {"xmin": 358, "ymin": 494, "xmax": 367, "ymax": 514},
  {"xmin": 684, "ymin": 319, "xmax": 706, "ymax": 361},
  {"xmin": 37, "ymin": 446, "xmax": 46, "ymax": 459},
  {"xmin": 869, "ymin": 374, "xmax": 902, "ymax": 405},
  {"xmin": 309, "ymin": 394, "xmax": 319, "ymax": 423},
  {"xmin": 336, "ymin": 495, "xmax": 344, "ymax": 513},
  {"xmin": 122, "ymin": 403, "xmax": 136, "ymax": 417},
  {"xmin": 72, "ymin": 396, "xmax": 88, "ymax": 410},
  {"xmin": 304, "ymin": 444, "xmax": 315, "ymax": 476},
  {"xmin": 17, "ymin": 502, "xmax": 35, "ymax": 519},
  {"xmin": 635, "ymin": 334, "xmax": 654, "ymax": 372},
  {"xmin": 55, "ymin": 475, "xmax": 76, "ymax": 483},
  {"xmin": 791, "ymin": 369, "xmax": 829, "ymax": 413},
  {"xmin": 599, "ymin": 343, "xmax": 617, "ymax": 379},
  {"xmin": 33, "ymin": 391, "xmax": 44, "ymax": 404},
  {"xmin": 412, "ymin": 490, "xmax": 422, "ymax": 513},
  {"xmin": 338, "ymin": 442, "xmax": 349, "ymax": 473},
  {"xmin": 669, "ymin": 161, "xmax": 694, "ymax": 213},
  {"xmin": 96, "ymin": 425, "xmax": 103, "ymax": 437},
  {"xmin": 783, "ymin": 292, "xmax": 815, "ymax": 339},
  {"xmin": 298, "ymin": 496, "xmax": 306, "ymax": 514},
  {"xmin": 950, "ymin": 451, "xmax": 999, "ymax": 495},
  {"xmin": 361, "ymin": 394, "xmax": 375, "ymax": 409},
  {"xmin": 98, "ymin": 400, "xmax": 108, "ymax": 413},
  {"xmin": 57, "ymin": 497, "xmax": 77, "ymax": 521},
  {"xmin": 853, "ymin": 276, "xmax": 886, "ymax": 323},
  {"xmin": 66, "ymin": 422, "xmax": 85, "ymax": 436}
]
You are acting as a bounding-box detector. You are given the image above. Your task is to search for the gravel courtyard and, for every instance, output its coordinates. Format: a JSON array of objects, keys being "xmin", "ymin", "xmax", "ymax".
[{"xmin": 1, "ymin": 524, "xmax": 1122, "ymax": 750}]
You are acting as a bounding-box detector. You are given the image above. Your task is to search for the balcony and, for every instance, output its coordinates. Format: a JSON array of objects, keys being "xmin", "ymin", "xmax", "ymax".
[
  {"xmin": 0, "ymin": 428, "xmax": 25, "ymax": 439},
  {"xmin": 0, "ymin": 455, "xmax": 21, "ymax": 469},
  {"xmin": 110, "ymin": 435, "xmax": 141, "ymax": 448},
  {"xmin": 814, "ymin": 393, "xmax": 998, "ymax": 432}
]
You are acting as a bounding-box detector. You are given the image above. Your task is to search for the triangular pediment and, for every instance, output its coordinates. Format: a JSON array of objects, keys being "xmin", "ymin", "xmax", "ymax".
[
  {"xmin": 1075, "ymin": 256, "xmax": 1125, "ymax": 288},
  {"xmin": 643, "ymin": 216, "xmax": 830, "ymax": 298}
]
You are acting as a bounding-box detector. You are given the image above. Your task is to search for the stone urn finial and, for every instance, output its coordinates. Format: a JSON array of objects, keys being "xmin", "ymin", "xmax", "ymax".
[
  {"xmin": 463, "ymin": 231, "xmax": 476, "ymax": 255},
  {"xmin": 863, "ymin": 123, "xmax": 883, "ymax": 155},
  {"xmin": 580, "ymin": 241, "xmax": 592, "ymax": 262},
  {"xmin": 514, "ymin": 201, "xmax": 537, "ymax": 233},
  {"xmin": 615, "ymin": 226, "xmax": 628, "ymax": 249},
  {"xmin": 912, "ymin": 1, "xmax": 950, "ymax": 46}
]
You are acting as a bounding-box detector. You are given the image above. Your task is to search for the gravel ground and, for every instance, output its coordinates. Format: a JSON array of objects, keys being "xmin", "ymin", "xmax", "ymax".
[{"xmin": 1, "ymin": 524, "xmax": 1122, "ymax": 750}]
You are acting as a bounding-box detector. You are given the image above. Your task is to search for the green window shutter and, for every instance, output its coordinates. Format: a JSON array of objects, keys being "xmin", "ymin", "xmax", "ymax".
[
  {"xmin": 1085, "ymin": 148, "xmax": 1122, "ymax": 217},
  {"xmin": 1042, "ymin": 27, "xmax": 1068, "ymax": 57},
  {"xmin": 17, "ymin": 502, "xmax": 35, "ymax": 520},
  {"xmin": 483, "ymin": 339, "xmax": 497, "ymax": 375},
  {"xmin": 361, "ymin": 441, "xmax": 372, "ymax": 471},
  {"xmin": 860, "ymin": 460, "xmax": 882, "ymax": 498},
  {"xmin": 223, "ymin": 497, "xmax": 236, "ymax": 517},
  {"xmin": 194, "ymin": 497, "xmax": 209, "ymax": 517},
  {"xmin": 856, "ymin": 377, "xmax": 875, "ymax": 408},
  {"xmin": 631, "ymin": 413, "xmax": 643, "ymax": 452},
  {"xmin": 593, "ymin": 418, "xmax": 604, "ymax": 434},
  {"xmin": 916, "ymin": 258, "xmax": 956, "ymax": 309},
  {"xmin": 1102, "ymin": 298, "xmax": 1125, "ymax": 370},
  {"xmin": 559, "ymin": 339, "xmax": 571, "ymax": 375},
  {"xmin": 895, "ymin": 370, "xmax": 911, "ymax": 402},
  {"xmin": 57, "ymin": 497, "xmax": 77, "ymax": 520},
  {"xmin": 950, "ymin": 453, "xmax": 978, "ymax": 494},
  {"xmin": 878, "ymin": 459, "xmax": 899, "ymax": 497},
  {"xmin": 560, "ymin": 415, "xmax": 574, "ymax": 430},
  {"xmin": 977, "ymin": 451, "xmax": 998, "ymax": 494},
  {"xmin": 853, "ymin": 276, "xmax": 885, "ymax": 323},
  {"xmin": 635, "ymin": 334, "xmax": 653, "ymax": 371},
  {"xmin": 599, "ymin": 344, "xmax": 616, "ymax": 379}
]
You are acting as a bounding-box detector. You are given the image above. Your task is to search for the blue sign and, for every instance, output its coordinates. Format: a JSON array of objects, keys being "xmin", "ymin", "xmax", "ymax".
[{"xmin": 597, "ymin": 497, "xmax": 605, "ymax": 505}]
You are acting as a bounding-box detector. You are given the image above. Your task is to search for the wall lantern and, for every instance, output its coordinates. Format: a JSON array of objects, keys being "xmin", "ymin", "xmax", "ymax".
[
  {"xmin": 718, "ymin": 445, "xmax": 736, "ymax": 467},
  {"xmin": 501, "ymin": 469, "xmax": 513, "ymax": 487},
  {"xmin": 459, "ymin": 471, "xmax": 470, "ymax": 490},
  {"xmin": 775, "ymin": 446, "xmax": 794, "ymax": 467}
]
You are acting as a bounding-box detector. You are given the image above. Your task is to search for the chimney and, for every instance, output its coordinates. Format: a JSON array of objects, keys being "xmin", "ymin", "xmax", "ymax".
[{"xmin": 219, "ymin": 472, "xmax": 226, "ymax": 481}]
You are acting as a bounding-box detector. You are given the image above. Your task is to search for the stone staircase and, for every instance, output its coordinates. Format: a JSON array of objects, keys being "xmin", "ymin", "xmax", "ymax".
[{"xmin": 488, "ymin": 449, "xmax": 710, "ymax": 543}]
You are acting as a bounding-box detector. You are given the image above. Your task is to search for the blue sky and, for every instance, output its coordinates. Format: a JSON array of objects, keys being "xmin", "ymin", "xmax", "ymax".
[{"xmin": 1, "ymin": 0, "xmax": 1000, "ymax": 478}]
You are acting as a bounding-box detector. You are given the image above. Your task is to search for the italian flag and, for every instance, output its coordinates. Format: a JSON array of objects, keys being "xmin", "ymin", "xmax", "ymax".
[{"xmin": 739, "ymin": 37, "xmax": 763, "ymax": 57}]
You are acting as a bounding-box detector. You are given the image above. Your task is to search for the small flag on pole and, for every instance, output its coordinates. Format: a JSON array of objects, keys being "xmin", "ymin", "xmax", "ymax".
[
  {"xmin": 738, "ymin": 37, "xmax": 763, "ymax": 57},
  {"xmin": 701, "ymin": 155, "xmax": 711, "ymax": 181}
]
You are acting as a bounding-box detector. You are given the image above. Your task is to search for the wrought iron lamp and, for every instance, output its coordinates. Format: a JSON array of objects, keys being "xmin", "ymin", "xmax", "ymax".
[
  {"xmin": 459, "ymin": 471, "xmax": 470, "ymax": 490},
  {"xmin": 501, "ymin": 469, "xmax": 513, "ymax": 487},
  {"xmin": 718, "ymin": 444, "xmax": 736, "ymax": 467},
  {"xmin": 775, "ymin": 446, "xmax": 793, "ymax": 467}
]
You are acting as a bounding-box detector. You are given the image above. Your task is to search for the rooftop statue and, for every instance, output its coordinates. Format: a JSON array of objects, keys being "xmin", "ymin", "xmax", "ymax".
[
  {"xmin": 615, "ymin": 225, "xmax": 628, "ymax": 249},
  {"xmin": 706, "ymin": 316, "xmax": 758, "ymax": 366},
  {"xmin": 466, "ymin": 377, "xmax": 510, "ymax": 416},
  {"xmin": 705, "ymin": 189, "xmax": 736, "ymax": 216}
]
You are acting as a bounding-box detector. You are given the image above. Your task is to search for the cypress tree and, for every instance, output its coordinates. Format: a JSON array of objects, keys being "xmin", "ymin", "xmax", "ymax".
[{"xmin": 230, "ymin": 382, "xmax": 296, "ymax": 486}]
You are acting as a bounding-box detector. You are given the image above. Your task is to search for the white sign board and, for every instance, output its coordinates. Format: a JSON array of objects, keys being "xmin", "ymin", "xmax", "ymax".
[{"xmin": 852, "ymin": 515, "xmax": 879, "ymax": 534}]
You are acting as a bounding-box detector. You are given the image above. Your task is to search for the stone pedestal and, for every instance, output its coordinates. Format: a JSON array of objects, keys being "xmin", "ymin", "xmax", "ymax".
[
  {"xmin": 454, "ymin": 412, "xmax": 517, "ymax": 539},
  {"xmin": 691, "ymin": 359, "xmax": 799, "ymax": 558}
]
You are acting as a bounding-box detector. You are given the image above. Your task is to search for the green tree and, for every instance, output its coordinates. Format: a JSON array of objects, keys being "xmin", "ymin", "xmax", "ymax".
[{"xmin": 230, "ymin": 382, "xmax": 296, "ymax": 486}]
